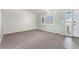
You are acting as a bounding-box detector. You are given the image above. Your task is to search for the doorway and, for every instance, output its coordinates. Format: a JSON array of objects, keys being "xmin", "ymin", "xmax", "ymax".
[{"xmin": 65, "ymin": 9, "xmax": 79, "ymax": 37}]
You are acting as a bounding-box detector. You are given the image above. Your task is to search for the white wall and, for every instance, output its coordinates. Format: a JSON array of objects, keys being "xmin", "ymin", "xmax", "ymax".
[
  {"xmin": 2, "ymin": 9, "xmax": 37, "ymax": 34},
  {"xmin": 2, "ymin": 9, "xmax": 65, "ymax": 35},
  {"xmin": 0, "ymin": 9, "xmax": 2, "ymax": 42},
  {"xmin": 72, "ymin": 10, "xmax": 79, "ymax": 37},
  {"xmin": 38, "ymin": 9, "xmax": 65, "ymax": 35}
]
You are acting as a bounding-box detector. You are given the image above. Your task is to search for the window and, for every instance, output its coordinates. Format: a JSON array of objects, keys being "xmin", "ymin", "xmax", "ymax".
[
  {"xmin": 65, "ymin": 10, "xmax": 72, "ymax": 21},
  {"xmin": 41, "ymin": 16, "xmax": 53, "ymax": 24}
]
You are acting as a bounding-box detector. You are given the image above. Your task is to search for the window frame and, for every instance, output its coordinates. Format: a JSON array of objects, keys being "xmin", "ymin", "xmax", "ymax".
[{"xmin": 41, "ymin": 16, "xmax": 53, "ymax": 25}]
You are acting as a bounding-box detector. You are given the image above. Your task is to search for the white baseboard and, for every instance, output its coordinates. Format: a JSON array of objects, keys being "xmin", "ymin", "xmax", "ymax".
[{"xmin": 3, "ymin": 28, "xmax": 37, "ymax": 35}]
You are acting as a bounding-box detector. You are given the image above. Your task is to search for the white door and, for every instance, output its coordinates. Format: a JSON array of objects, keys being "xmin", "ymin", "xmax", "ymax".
[
  {"xmin": 73, "ymin": 10, "xmax": 79, "ymax": 37},
  {"xmin": 65, "ymin": 10, "xmax": 73, "ymax": 36}
]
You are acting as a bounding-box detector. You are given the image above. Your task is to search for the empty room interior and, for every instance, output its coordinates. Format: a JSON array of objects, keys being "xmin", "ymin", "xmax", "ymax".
[{"xmin": 0, "ymin": 9, "xmax": 79, "ymax": 49}]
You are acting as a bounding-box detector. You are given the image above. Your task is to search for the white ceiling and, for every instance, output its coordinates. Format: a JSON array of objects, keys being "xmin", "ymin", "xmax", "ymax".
[
  {"xmin": 26, "ymin": 9, "xmax": 48, "ymax": 15},
  {"xmin": 2, "ymin": 9, "xmax": 65, "ymax": 16},
  {"xmin": 26, "ymin": 9, "xmax": 64, "ymax": 15}
]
